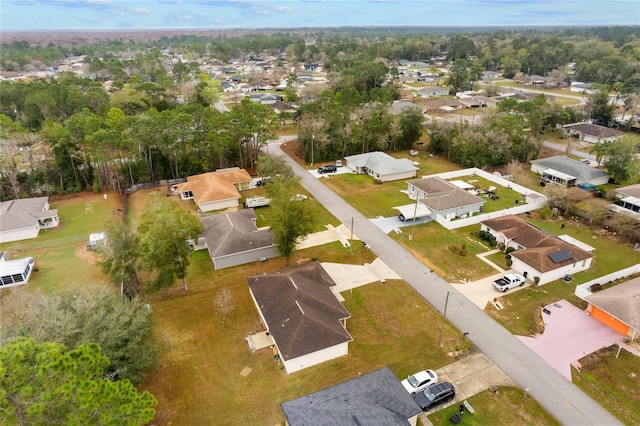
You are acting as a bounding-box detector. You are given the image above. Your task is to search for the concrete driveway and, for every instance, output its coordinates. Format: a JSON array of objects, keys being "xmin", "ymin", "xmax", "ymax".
[
  {"xmin": 516, "ymin": 299, "xmax": 625, "ymax": 381},
  {"xmin": 452, "ymin": 270, "xmax": 530, "ymax": 310}
]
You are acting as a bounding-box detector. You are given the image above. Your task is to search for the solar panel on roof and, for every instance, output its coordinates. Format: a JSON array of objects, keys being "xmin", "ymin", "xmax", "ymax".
[{"xmin": 548, "ymin": 250, "xmax": 573, "ymax": 264}]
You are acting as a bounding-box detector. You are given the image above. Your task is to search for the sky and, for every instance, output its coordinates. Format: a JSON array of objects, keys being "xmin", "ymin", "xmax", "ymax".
[{"xmin": 1, "ymin": 0, "xmax": 638, "ymax": 31}]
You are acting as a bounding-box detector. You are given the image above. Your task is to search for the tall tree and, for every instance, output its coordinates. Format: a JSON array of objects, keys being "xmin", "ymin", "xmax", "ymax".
[
  {"xmin": 98, "ymin": 221, "xmax": 141, "ymax": 298},
  {"xmin": 585, "ymin": 89, "xmax": 615, "ymax": 124},
  {"xmin": 591, "ymin": 136, "xmax": 637, "ymax": 182},
  {"xmin": 265, "ymin": 176, "xmax": 316, "ymax": 265},
  {"xmin": 138, "ymin": 201, "xmax": 204, "ymax": 292},
  {"xmin": 0, "ymin": 338, "xmax": 156, "ymax": 425},
  {"xmin": 1, "ymin": 286, "xmax": 158, "ymax": 384}
]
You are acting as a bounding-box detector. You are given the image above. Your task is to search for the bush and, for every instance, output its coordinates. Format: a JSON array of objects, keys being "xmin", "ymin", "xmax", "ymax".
[
  {"xmin": 533, "ymin": 276, "xmax": 541, "ymax": 285},
  {"xmin": 506, "ymin": 246, "xmax": 516, "ymax": 254},
  {"xmin": 479, "ymin": 230, "xmax": 487, "ymax": 239},
  {"xmin": 538, "ymin": 206, "xmax": 552, "ymax": 219},
  {"xmin": 506, "ymin": 259, "xmax": 513, "ymax": 267}
]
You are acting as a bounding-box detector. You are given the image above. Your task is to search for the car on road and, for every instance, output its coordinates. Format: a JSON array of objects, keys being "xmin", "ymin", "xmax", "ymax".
[
  {"xmin": 317, "ymin": 165, "xmax": 337, "ymax": 174},
  {"xmin": 414, "ymin": 382, "xmax": 456, "ymax": 411},
  {"xmin": 336, "ymin": 159, "xmax": 343, "ymax": 167},
  {"xmin": 401, "ymin": 369, "xmax": 438, "ymax": 395}
]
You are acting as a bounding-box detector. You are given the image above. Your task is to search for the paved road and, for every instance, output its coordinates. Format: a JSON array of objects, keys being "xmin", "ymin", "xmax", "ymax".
[
  {"xmin": 542, "ymin": 140, "xmax": 599, "ymax": 162},
  {"xmin": 270, "ymin": 139, "xmax": 621, "ymax": 425}
]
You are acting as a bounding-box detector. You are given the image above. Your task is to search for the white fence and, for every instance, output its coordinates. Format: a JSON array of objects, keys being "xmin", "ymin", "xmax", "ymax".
[
  {"xmin": 574, "ymin": 263, "xmax": 640, "ymax": 299},
  {"xmin": 425, "ymin": 168, "xmax": 547, "ymax": 230}
]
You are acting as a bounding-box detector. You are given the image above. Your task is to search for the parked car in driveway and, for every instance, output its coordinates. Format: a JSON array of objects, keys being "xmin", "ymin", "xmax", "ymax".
[
  {"xmin": 493, "ymin": 273, "xmax": 526, "ymax": 292},
  {"xmin": 317, "ymin": 165, "xmax": 337, "ymax": 174},
  {"xmin": 401, "ymin": 369, "xmax": 438, "ymax": 395},
  {"xmin": 414, "ymin": 382, "xmax": 456, "ymax": 411}
]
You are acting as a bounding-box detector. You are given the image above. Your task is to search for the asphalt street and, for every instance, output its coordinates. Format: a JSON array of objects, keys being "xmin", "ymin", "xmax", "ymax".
[{"xmin": 271, "ymin": 139, "xmax": 621, "ymax": 425}]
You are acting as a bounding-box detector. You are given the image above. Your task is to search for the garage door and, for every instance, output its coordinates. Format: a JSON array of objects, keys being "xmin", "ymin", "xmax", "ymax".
[{"xmin": 590, "ymin": 306, "xmax": 630, "ymax": 336}]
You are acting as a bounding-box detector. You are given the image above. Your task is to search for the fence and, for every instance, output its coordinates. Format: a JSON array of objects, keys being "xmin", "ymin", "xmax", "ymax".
[
  {"xmin": 574, "ymin": 263, "xmax": 640, "ymax": 299},
  {"xmin": 424, "ymin": 168, "xmax": 547, "ymax": 230}
]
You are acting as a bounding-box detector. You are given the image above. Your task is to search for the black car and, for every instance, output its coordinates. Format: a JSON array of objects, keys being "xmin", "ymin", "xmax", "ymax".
[
  {"xmin": 414, "ymin": 382, "xmax": 455, "ymax": 411},
  {"xmin": 317, "ymin": 165, "xmax": 337, "ymax": 174}
]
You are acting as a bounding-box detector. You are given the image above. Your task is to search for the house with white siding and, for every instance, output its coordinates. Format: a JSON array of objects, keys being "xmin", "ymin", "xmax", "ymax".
[
  {"xmin": 0, "ymin": 197, "xmax": 59, "ymax": 243},
  {"xmin": 530, "ymin": 156, "xmax": 609, "ymax": 187},
  {"xmin": 345, "ymin": 152, "xmax": 418, "ymax": 183}
]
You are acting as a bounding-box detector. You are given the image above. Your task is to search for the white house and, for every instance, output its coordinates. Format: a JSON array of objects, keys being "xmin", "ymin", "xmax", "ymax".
[
  {"xmin": 406, "ymin": 177, "xmax": 485, "ymax": 220},
  {"xmin": 481, "ymin": 215, "xmax": 594, "ymax": 284},
  {"xmin": 530, "ymin": 156, "xmax": 609, "ymax": 187},
  {"xmin": 0, "ymin": 256, "xmax": 36, "ymax": 288},
  {"xmin": 247, "ymin": 261, "xmax": 352, "ymax": 374},
  {"xmin": 0, "ymin": 197, "xmax": 59, "ymax": 243},
  {"xmin": 417, "ymin": 86, "xmax": 449, "ymax": 98},
  {"xmin": 562, "ymin": 123, "xmax": 622, "ymax": 144},
  {"xmin": 345, "ymin": 152, "xmax": 418, "ymax": 183},
  {"xmin": 570, "ymin": 81, "xmax": 589, "ymax": 93},
  {"xmin": 173, "ymin": 168, "xmax": 252, "ymax": 212},
  {"xmin": 610, "ymin": 184, "xmax": 640, "ymax": 218}
]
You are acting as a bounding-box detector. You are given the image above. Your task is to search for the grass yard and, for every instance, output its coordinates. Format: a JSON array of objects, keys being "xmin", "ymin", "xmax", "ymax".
[
  {"xmin": 426, "ymin": 386, "xmax": 559, "ymax": 426},
  {"xmin": 140, "ymin": 244, "xmax": 472, "ymax": 425},
  {"xmin": 572, "ymin": 346, "xmax": 640, "ymax": 425},
  {"xmin": 486, "ymin": 217, "xmax": 640, "ymax": 336},
  {"xmin": 444, "ymin": 175, "xmax": 526, "ymax": 214},
  {"xmin": 389, "ymin": 222, "xmax": 497, "ymax": 282},
  {"xmin": 486, "ymin": 251, "xmax": 510, "ymax": 270}
]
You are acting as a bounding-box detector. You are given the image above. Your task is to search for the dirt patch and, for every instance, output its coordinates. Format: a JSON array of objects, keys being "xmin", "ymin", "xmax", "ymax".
[
  {"xmin": 75, "ymin": 242, "xmax": 99, "ymax": 264},
  {"xmin": 447, "ymin": 245, "xmax": 469, "ymax": 257},
  {"xmin": 280, "ymin": 140, "xmax": 307, "ymax": 167}
]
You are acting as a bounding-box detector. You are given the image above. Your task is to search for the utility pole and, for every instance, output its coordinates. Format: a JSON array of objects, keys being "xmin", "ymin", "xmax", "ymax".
[
  {"xmin": 438, "ymin": 291, "xmax": 450, "ymax": 347},
  {"xmin": 350, "ymin": 217, "xmax": 354, "ymax": 255}
]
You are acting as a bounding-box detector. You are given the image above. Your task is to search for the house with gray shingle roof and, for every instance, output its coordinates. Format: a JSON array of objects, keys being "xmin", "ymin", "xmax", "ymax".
[
  {"xmin": 0, "ymin": 197, "xmax": 59, "ymax": 243},
  {"xmin": 406, "ymin": 177, "xmax": 485, "ymax": 221},
  {"xmin": 345, "ymin": 152, "xmax": 418, "ymax": 183},
  {"xmin": 562, "ymin": 122, "xmax": 622, "ymax": 144},
  {"xmin": 247, "ymin": 261, "xmax": 352, "ymax": 374},
  {"xmin": 610, "ymin": 184, "xmax": 640, "ymax": 218},
  {"xmin": 530, "ymin": 156, "xmax": 609, "ymax": 187},
  {"xmin": 201, "ymin": 209, "xmax": 277, "ymax": 269},
  {"xmin": 417, "ymin": 86, "xmax": 449, "ymax": 98},
  {"xmin": 583, "ymin": 276, "xmax": 640, "ymax": 340},
  {"xmin": 281, "ymin": 367, "xmax": 421, "ymax": 425},
  {"xmin": 481, "ymin": 215, "xmax": 594, "ymax": 284}
]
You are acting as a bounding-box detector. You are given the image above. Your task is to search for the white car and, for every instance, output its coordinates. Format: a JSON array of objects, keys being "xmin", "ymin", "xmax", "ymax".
[{"xmin": 401, "ymin": 369, "xmax": 438, "ymax": 396}]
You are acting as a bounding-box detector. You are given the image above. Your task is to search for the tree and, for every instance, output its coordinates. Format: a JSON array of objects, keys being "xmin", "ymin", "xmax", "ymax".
[
  {"xmin": 256, "ymin": 154, "xmax": 294, "ymax": 180},
  {"xmin": 0, "ymin": 338, "xmax": 156, "ymax": 425},
  {"xmin": 585, "ymin": 89, "xmax": 615, "ymax": 124},
  {"xmin": 1, "ymin": 286, "xmax": 158, "ymax": 384},
  {"xmin": 138, "ymin": 201, "xmax": 204, "ymax": 291},
  {"xmin": 265, "ymin": 176, "xmax": 317, "ymax": 265},
  {"xmin": 591, "ymin": 136, "xmax": 637, "ymax": 182},
  {"xmin": 98, "ymin": 221, "xmax": 141, "ymax": 298},
  {"xmin": 213, "ymin": 288, "xmax": 235, "ymax": 328},
  {"xmin": 396, "ymin": 106, "xmax": 423, "ymax": 149}
]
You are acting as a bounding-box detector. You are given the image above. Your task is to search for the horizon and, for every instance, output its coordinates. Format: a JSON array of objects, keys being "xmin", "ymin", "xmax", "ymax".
[{"xmin": 1, "ymin": 0, "xmax": 638, "ymax": 31}]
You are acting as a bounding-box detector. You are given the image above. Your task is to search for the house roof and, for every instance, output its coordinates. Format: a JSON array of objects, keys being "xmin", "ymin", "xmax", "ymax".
[
  {"xmin": 247, "ymin": 261, "xmax": 352, "ymax": 361},
  {"xmin": 418, "ymin": 86, "xmax": 448, "ymax": 94},
  {"xmin": 482, "ymin": 215, "xmax": 593, "ymax": 273},
  {"xmin": 563, "ymin": 122, "xmax": 621, "ymax": 139},
  {"xmin": 345, "ymin": 152, "xmax": 418, "ymax": 176},
  {"xmin": 201, "ymin": 209, "xmax": 274, "ymax": 258},
  {"xmin": 614, "ymin": 184, "xmax": 640, "ymax": 199},
  {"xmin": 409, "ymin": 177, "xmax": 484, "ymax": 212},
  {"xmin": 0, "ymin": 197, "xmax": 57, "ymax": 232},
  {"xmin": 281, "ymin": 367, "xmax": 421, "ymax": 426},
  {"xmin": 174, "ymin": 169, "xmax": 251, "ymax": 206},
  {"xmin": 0, "ymin": 257, "xmax": 34, "ymax": 276},
  {"xmin": 390, "ymin": 101, "xmax": 424, "ymax": 115},
  {"xmin": 585, "ymin": 277, "xmax": 640, "ymax": 330},
  {"xmin": 530, "ymin": 156, "xmax": 609, "ymax": 183}
]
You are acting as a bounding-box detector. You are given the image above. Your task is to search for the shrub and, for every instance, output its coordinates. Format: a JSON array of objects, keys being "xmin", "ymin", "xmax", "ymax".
[
  {"xmin": 533, "ymin": 276, "xmax": 541, "ymax": 285},
  {"xmin": 506, "ymin": 246, "xmax": 516, "ymax": 254},
  {"xmin": 506, "ymin": 259, "xmax": 513, "ymax": 267},
  {"xmin": 479, "ymin": 230, "xmax": 487, "ymax": 239},
  {"xmin": 538, "ymin": 206, "xmax": 552, "ymax": 219}
]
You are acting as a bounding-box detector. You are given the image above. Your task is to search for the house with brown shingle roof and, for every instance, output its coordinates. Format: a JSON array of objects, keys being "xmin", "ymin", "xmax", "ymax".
[
  {"xmin": 247, "ymin": 261, "xmax": 352, "ymax": 374},
  {"xmin": 407, "ymin": 177, "xmax": 485, "ymax": 220},
  {"xmin": 173, "ymin": 168, "xmax": 252, "ymax": 212},
  {"xmin": 562, "ymin": 122, "xmax": 622, "ymax": 144},
  {"xmin": 0, "ymin": 197, "xmax": 59, "ymax": 243},
  {"xmin": 201, "ymin": 209, "xmax": 277, "ymax": 269},
  {"xmin": 481, "ymin": 215, "xmax": 594, "ymax": 284},
  {"xmin": 583, "ymin": 276, "xmax": 640, "ymax": 340}
]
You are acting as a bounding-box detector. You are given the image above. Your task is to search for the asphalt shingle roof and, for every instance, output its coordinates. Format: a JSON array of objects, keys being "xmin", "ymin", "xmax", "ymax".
[
  {"xmin": 585, "ymin": 277, "xmax": 640, "ymax": 330},
  {"xmin": 201, "ymin": 209, "xmax": 274, "ymax": 258},
  {"xmin": 247, "ymin": 262, "xmax": 352, "ymax": 361},
  {"xmin": 530, "ymin": 156, "xmax": 609, "ymax": 183},
  {"xmin": 0, "ymin": 197, "xmax": 57, "ymax": 232},
  {"xmin": 345, "ymin": 152, "xmax": 418, "ymax": 176},
  {"xmin": 408, "ymin": 177, "xmax": 485, "ymax": 212},
  {"xmin": 281, "ymin": 367, "xmax": 421, "ymax": 426}
]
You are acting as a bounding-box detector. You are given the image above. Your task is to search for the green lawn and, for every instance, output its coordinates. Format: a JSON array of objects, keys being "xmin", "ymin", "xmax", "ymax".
[
  {"xmin": 445, "ymin": 175, "xmax": 526, "ymax": 214},
  {"xmin": 572, "ymin": 346, "xmax": 640, "ymax": 425},
  {"xmin": 426, "ymin": 386, "xmax": 559, "ymax": 426},
  {"xmin": 487, "ymin": 251, "xmax": 510, "ymax": 270},
  {"xmin": 140, "ymin": 245, "xmax": 473, "ymax": 425}
]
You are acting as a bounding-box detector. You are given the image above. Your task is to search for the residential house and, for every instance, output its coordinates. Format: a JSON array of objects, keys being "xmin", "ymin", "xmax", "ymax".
[
  {"xmin": 458, "ymin": 95, "xmax": 493, "ymax": 108},
  {"xmin": 570, "ymin": 82, "xmax": 590, "ymax": 93},
  {"xmin": 423, "ymin": 98, "xmax": 462, "ymax": 113},
  {"xmin": 345, "ymin": 152, "xmax": 418, "ymax": 183},
  {"xmin": 269, "ymin": 100, "xmax": 297, "ymax": 114},
  {"xmin": 610, "ymin": 184, "xmax": 640, "ymax": 217},
  {"xmin": 583, "ymin": 276, "xmax": 640, "ymax": 340},
  {"xmin": 173, "ymin": 168, "xmax": 252, "ymax": 212},
  {"xmin": 0, "ymin": 197, "xmax": 59, "ymax": 243},
  {"xmin": 562, "ymin": 123, "xmax": 622, "ymax": 144},
  {"xmin": 390, "ymin": 100, "xmax": 425, "ymax": 115},
  {"xmin": 407, "ymin": 177, "xmax": 485, "ymax": 221},
  {"xmin": 530, "ymin": 156, "xmax": 609, "ymax": 187},
  {"xmin": 301, "ymin": 63, "xmax": 322, "ymax": 72},
  {"xmin": 249, "ymin": 93, "xmax": 282, "ymax": 104},
  {"xmin": 201, "ymin": 209, "xmax": 277, "ymax": 270},
  {"xmin": 247, "ymin": 261, "xmax": 352, "ymax": 374},
  {"xmin": 481, "ymin": 215, "xmax": 594, "ymax": 284},
  {"xmin": 0, "ymin": 256, "xmax": 36, "ymax": 288},
  {"xmin": 281, "ymin": 367, "xmax": 422, "ymax": 426},
  {"xmin": 482, "ymin": 71, "xmax": 500, "ymax": 79},
  {"xmin": 417, "ymin": 86, "xmax": 449, "ymax": 98}
]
